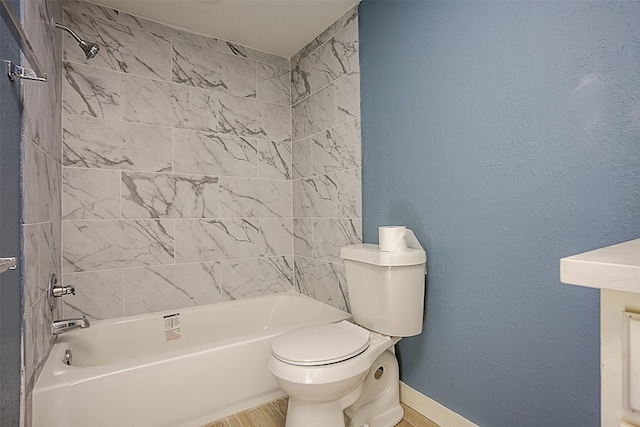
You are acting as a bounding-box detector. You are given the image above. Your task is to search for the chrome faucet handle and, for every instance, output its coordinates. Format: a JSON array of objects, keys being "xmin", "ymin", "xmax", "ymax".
[{"xmin": 50, "ymin": 283, "xmax": 75, "ymax": 297}]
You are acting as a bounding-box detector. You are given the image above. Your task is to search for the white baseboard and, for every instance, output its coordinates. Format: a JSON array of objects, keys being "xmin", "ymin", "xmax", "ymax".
[{"xmin": 399, "ymin": 382, "xmax": 479, "ymax": 427}]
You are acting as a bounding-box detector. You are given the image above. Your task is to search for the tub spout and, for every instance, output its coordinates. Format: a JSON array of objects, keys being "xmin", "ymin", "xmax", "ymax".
[{"xmin": 52, "ymin": 316, "xmax": 90, "ymax": 335}]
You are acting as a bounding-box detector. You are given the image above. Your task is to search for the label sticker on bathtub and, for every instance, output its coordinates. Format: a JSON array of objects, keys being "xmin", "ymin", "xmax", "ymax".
[{"xmin": 163, "ymin": 313, "xmax": 181, "ymax": 341}]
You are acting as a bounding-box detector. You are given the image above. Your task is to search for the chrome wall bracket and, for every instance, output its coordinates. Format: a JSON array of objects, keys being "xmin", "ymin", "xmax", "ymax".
[
  {"xmin": 5, "ymin": 60, "xmax": 46, "ymax": 82},
  {"xmin": 0, "ymin": 257, "xmax": 17, "ymax": 274}
]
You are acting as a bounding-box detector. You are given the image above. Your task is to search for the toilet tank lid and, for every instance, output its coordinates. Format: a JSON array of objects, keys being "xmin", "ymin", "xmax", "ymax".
[{"xmin": 340, "ymin": 244, "xmax": 426, "ymax": 266}]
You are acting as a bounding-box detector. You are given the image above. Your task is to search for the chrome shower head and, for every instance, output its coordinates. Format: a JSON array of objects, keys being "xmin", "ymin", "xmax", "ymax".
[
  {"xmin": 78, "ymin": 39, "xmax": 100, "ymax": 60},
  {"xmin": 54, "ymin": 23, "xmax": 100, "ymax": 60}
]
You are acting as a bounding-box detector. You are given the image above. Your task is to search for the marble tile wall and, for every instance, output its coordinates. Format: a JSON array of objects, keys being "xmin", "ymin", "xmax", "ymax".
[
  {"xmin": 60, "ymin": 0, "xmax": 294, "ymax": 321},
  {"xmin": 290, "ymin": 7, "xmax": 362, "ymax": 312},
  {"xmin": 20, "ymin": 0, "xmax": 64, "ymax": 424}
]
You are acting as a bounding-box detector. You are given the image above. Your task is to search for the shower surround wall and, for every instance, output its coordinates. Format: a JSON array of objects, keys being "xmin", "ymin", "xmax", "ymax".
[
  {"xmin": 20, "ymin": 0, "xmax": 63, "ymax": 423},
  {"xmin": 290, "ymin": 9, "xmax": 362, "ymax": 311},
  {"xmin": 60, "ymin": 0, "xmax": 294, "ymax": 319},
  {"xmin": 59, "ymin": 1, "xmax": 360, "ymax": 322}
]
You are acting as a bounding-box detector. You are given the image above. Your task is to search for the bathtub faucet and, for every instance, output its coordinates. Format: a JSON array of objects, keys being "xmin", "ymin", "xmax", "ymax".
[{"xmin": 52, "ymin": 316, "xmax": 90, "ymax": 335}]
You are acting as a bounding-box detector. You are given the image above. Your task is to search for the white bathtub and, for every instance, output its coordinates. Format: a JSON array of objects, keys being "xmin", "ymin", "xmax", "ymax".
[{"xmin": 32, "ymin": 292, "xmax": 350, "ymax": 427}]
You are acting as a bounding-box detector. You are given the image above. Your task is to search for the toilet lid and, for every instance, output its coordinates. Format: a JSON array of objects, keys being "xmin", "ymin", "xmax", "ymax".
[{"xmin": 272, "ymin": 320, "xmax": 370, "ymax": 366}]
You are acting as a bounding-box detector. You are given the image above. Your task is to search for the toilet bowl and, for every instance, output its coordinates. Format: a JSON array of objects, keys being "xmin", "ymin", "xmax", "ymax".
[
  {"xmin": 269, "ymin": 241, "xmax": 427, "ymax": 427},
  {"xmin": 268, "ymin": 321, "xmax": 402, "ymax": 427}
]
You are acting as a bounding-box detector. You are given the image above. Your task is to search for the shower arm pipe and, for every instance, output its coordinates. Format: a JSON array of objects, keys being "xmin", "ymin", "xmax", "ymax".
[
  {"xmin": 54, "ymin": 23, "xmax": 82, "ymax": 44},
  {"xmin": 0, "ymin": 0, "xmax": 47, "ymax": 82}
]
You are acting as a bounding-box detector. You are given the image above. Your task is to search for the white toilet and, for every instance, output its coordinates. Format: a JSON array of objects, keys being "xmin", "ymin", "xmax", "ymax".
[{"xmin": 269, "ymin": 243, "xmax": 426, "ymax": 427}]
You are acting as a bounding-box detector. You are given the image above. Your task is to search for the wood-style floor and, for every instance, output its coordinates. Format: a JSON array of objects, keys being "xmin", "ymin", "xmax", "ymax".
[{"xmin": 203, "ymin": 397, "xmax": 439, "ymax": 427}]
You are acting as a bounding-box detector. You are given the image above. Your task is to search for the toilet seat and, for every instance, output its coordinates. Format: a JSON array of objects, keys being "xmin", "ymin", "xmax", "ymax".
[{"xmin": 272, "ymin": 321, "xmax": 370, "ymax": 366}]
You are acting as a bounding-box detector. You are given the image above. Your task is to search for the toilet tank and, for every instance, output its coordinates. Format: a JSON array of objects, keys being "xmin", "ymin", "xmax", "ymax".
[{"xmin": 340, "ymin": 244, "xmax": 426, "ymax": 337}]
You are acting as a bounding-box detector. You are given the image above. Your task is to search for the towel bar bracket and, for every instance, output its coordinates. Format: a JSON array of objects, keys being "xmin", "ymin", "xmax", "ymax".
[{"xmin": 5, "ymin": 60, "xmax": 46, "ymax": 82}]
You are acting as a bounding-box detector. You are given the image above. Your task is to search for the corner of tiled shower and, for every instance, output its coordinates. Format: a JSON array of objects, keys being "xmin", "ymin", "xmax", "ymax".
[
  {"xmin": 290, "ymin": 6, "xmax": 362, "ymax": 312},
  {"xmin": 20, "ymin": 0, "xmax": 64, "ymax": 424}
]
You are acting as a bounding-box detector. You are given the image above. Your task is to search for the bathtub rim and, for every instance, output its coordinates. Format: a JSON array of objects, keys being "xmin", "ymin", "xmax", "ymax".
[
  {"xmin": 36, "ymin": 291, "xmax": 351, "ymax": 389},
  {"xmin": 61, "ymin": 290, "xmax": 347, "ymax": 333}
]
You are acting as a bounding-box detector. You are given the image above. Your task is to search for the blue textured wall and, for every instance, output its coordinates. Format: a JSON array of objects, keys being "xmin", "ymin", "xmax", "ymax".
[{"xmin": 359, "ymin": 1, "xmax": 640, "ymax": 426}]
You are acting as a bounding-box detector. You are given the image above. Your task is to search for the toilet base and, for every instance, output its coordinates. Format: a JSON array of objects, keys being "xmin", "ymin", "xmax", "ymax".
[
  {"xmin": 348, "ymin": 405, "xmax": 404, "ymax": 427},
  {"xmin": 345, "ymin": 350, "xmax": 404, "ymax": 427},
  {"xmin": 285, "ymin": 383, "xmax": 364, "ymax": 427},
  {"xmin": 284, "ymin": 399, "xmax": 348, "ymax": 427}
]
